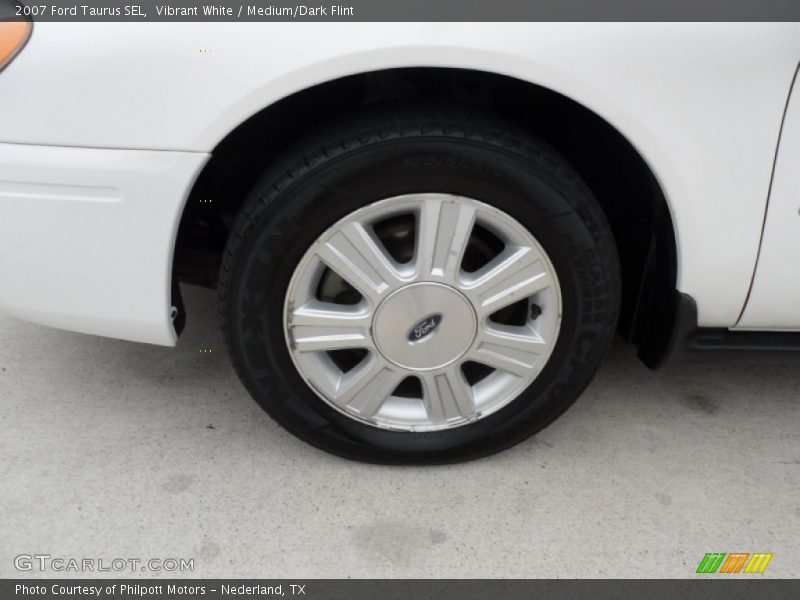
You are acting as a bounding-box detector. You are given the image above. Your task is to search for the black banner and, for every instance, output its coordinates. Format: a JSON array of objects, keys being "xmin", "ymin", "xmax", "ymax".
[
  {"xmin": 1, "ymin": 0, "xmax": 800, "ymax": 22},
  {"xmin": 4, "ymin": 580, "xmax": 800, "ymax": 600}
]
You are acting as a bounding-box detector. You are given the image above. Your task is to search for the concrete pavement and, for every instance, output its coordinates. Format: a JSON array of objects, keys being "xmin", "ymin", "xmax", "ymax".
[{"xmin": 1, "ymin": 285, "xmax": 798, "ymax": 578}]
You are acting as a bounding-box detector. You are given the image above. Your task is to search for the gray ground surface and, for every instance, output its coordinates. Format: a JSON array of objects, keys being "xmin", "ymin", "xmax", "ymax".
[{"xmin": 1, "ymin": 285, "xmax": 798, "ymax": 578}]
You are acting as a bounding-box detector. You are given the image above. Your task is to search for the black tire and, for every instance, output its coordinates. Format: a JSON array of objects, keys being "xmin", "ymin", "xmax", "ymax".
[{"xmin": 220, "ymin": 103, "xmax": 620, "ymax": 464}]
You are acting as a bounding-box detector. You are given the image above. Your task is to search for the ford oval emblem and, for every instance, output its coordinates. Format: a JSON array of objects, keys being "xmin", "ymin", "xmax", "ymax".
[{"xmin": 408, "ymin": 314, "xmax": 443, "ymax": 342}]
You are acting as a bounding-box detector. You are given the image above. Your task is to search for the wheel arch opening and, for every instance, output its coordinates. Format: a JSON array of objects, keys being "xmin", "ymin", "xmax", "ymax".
[{"xmin": 173, "ymin": 67, "xmax": 678, "ymax": 366}]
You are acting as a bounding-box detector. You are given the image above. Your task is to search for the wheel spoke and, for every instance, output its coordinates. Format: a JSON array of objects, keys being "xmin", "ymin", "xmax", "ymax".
[
  {"xmin": 470, "ymin": 324, "xmax": 545, "ymax": 377},
  {"xmin": 316, "ymin": 221, "xmax": 404, "ymax": 303},
  {"xmin": 420, "ymin": 368, "xmax": 475, "ymax": 425},
  {"xmin": 289, "ymin": 301, "xmax": 373, "ymax": 353},
  {"xmin": 416, "ymin": 196, "xmax": 477, "ymax": 282},
  {"xmin": 461, "ymin": 246, "xmax": 553, "ymax": 315},
  {"xmin": 333, "ymin": 356, "xmax": 404, "ymax": 418}
]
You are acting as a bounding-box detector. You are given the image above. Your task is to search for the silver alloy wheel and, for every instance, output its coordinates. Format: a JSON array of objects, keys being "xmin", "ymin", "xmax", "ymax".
[{"xmin": 284, "ymin": 194, "xmax": 562, "ymax": 432}]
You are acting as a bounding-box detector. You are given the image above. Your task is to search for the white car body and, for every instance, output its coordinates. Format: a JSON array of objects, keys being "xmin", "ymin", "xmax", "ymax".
[{"xmin": 0, "ymin": 22, "xmax": 799, "ymax": 345}]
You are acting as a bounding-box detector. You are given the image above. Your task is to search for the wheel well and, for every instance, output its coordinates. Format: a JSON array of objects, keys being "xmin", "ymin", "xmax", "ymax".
[{"xmin": 174, "ymin": 67, "xmax": 677, "ymax": 364}]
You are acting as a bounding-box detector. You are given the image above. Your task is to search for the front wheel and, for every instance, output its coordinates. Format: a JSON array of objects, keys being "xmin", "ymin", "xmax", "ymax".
[{"xmin": 220, "ymin": 104, "xmax": 620, "ymax": 464}]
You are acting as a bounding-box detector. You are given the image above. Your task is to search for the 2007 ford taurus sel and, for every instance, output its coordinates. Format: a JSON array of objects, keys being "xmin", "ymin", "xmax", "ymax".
[{"xmin": 1, "ymin": 17, "xmax": 799, "ymax": 462}]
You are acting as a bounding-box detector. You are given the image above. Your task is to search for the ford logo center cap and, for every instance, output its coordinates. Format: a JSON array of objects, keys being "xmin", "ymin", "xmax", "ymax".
[{"xmin": 408, "ymin": 314, "xmax": 443, "ymax": 342}]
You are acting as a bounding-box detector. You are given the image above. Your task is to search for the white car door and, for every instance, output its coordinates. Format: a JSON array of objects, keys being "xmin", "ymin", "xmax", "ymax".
[{"xmin": 736, "ymin": 64, "xmax": 800, "ymax": 331}]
